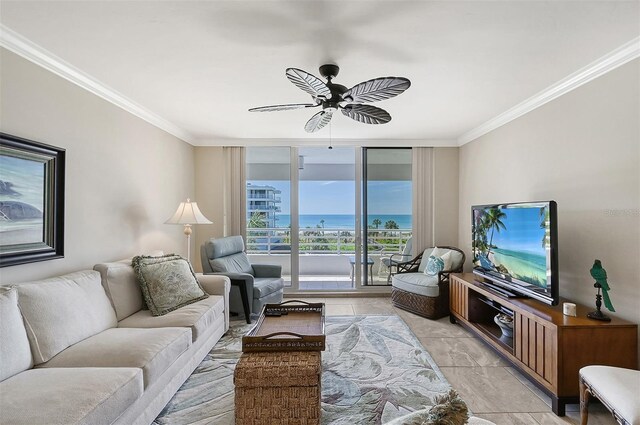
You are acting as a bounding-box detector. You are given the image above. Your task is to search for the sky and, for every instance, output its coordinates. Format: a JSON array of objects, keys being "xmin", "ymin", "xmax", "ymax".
[
  {"xmin": 249, "ymin": 180, "xmax": 412, "ymax": 215},
  {"xmin": 491, "ymin": 207, "xmax": 547, "ymax": 255}
]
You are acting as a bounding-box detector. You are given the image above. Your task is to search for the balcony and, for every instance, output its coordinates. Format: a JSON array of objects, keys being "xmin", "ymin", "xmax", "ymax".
[{"xmin": 246, "ymin": 227, "xmax": 412, "ymax": 289}]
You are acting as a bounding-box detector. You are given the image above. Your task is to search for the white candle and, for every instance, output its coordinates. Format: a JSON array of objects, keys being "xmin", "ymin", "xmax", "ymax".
[{"xmin": 563, "ymin": 302, "xmax": 577, "ymax": 317}]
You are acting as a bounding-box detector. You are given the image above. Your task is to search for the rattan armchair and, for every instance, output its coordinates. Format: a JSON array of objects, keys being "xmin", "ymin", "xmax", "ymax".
[{"xmin": 391, "ymin": 246, "xmax": 465, "ymax": 319}]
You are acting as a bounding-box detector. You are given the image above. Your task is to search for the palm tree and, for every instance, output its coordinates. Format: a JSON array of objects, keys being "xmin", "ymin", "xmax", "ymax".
[
  {"xmin": 248, "ymin": 211, "xmax": 267, "ymax": 229},
  {"xmin": 484, "ymin": 208, "xmax": 507, "ymax": 258},
  {"xmin": 384, "ymin": 220, "xmax": 399, "ymax": 230},
  {"xmin": 372, "ymin": 218, "xmax": 382, "ymax": 229},
  {"xmin": 540, "ymin": 206, "xmax": 550, "ymax": 248}
]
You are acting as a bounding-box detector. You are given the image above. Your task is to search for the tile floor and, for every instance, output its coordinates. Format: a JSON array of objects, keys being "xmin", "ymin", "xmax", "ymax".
[{"xmin": 280, "ymin": 296, "xmax": 617, "ymax": 425}]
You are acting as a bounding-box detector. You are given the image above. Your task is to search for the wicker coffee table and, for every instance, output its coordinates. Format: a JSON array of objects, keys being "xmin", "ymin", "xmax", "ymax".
[{"xmin": 234, "ymin": 301, "xmax": 325, "ymax": 425}]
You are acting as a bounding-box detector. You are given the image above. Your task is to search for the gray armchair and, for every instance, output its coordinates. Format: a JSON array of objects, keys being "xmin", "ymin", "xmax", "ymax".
[{"xmin": 200, "ymin": 235, "xmax": 284, "ymax": 321}]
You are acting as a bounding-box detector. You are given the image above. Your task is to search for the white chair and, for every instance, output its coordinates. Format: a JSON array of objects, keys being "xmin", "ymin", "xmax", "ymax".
[
  {"xmin": 380, "ymin": 237, "xmax": 413, "ymax": 283},
  {"xmin": 579, "ymin": 365, "xmax": 640, "ymax": 425}
]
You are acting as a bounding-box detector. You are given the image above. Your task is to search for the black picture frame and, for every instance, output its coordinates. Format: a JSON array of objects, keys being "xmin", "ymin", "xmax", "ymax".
[{"xmin": 0, "ymin": 133, "xmax": 65, "ymax": 267}]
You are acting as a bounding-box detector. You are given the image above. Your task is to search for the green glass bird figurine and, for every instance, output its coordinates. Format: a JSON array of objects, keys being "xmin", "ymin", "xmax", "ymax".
[{"xmin": 589, "ymin": 260, "xmax": 615, "ymax": 312}]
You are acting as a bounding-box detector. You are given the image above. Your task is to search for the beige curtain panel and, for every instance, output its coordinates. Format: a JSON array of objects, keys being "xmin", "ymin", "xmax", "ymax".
[
  {"xmin": 411, "ymin": 147, "xmax": 434, "ymax": 255},
  {"xmin": 223, "ymin": 147, "xmax": 247, "ymax": 239}
]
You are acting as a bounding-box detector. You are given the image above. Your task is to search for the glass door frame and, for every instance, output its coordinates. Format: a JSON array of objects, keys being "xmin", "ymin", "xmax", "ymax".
[{"xmin": 282, "ymin": 146, "xmax": 396, "ymax": 294}]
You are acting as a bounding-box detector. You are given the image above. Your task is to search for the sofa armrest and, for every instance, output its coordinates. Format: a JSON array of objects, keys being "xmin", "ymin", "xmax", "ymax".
[
  {"xmin": 252, "ymin": 264, "xmax": 282, "ymax": 278},
  {"xmin": 196, "ymin": 274, "xmax": 231, "ymax": 332},
  {"xmin": 196, "ymin": 274, "xmax": 230, "ymax": 296}
]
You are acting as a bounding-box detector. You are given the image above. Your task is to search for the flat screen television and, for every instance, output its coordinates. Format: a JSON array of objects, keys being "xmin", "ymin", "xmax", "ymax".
[{"xmin": 472, "ymin": 201, "xmax": 559, "ymax": 306}]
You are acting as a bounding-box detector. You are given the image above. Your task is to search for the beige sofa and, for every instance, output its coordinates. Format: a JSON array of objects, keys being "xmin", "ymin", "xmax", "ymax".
[{"xmin": 0, "ymin": 259, "xmax": 230, "ymax": 425}]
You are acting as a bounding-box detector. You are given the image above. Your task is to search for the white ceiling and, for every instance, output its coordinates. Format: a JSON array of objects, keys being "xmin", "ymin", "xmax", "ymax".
[{"xmin": 1, "ymin": 1, "xmax": 639, "ymax": 146}]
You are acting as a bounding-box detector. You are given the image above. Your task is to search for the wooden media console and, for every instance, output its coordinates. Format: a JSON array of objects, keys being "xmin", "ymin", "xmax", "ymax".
[{"xmin": 449, "ymin": 273, "xmax": 637, "ymax": 416}]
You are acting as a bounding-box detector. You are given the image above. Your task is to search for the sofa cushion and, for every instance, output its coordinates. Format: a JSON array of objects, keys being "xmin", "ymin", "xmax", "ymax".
[
  {"xmin": 94, "ymin": 260, "xmax": 144, "ymax": 321},
  {"xmin": 15, "ymin": 270, "xmax": 117, "ymax": 365},
  {"xmin": 392, "ymin": 272, "xmax": 440, "ymax": 297},
  {"xmin": 39, "ymin": 327, "xmax": 191, "ymax": 388},
  {"xmin": 132, "ymin": 254, "xmax": 208, "ymax": 316},
  {"xmin": 0, "ymin": 367, "xmax": 143, "ymax": 425},
  {"xmin": 254, "ymin": 277, "xmax": 285, "ymax": 298},
  {"xmin": 118, "ymin": 295, "xmax": 224, "ymax": 342},
  {"xmin": 0, "ymin": 287, "xmax": 33, "ymax": 381}
]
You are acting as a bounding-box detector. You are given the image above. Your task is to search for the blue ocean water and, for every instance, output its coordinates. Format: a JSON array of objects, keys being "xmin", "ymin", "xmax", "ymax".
[{"xmin": 277, "ymin": 214, "xmax": 412, "ymax": 229}]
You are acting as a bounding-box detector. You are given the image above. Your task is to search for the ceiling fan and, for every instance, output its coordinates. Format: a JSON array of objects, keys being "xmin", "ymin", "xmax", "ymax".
[{"xmin": 249, "ymin": 64, "xmax": 411, "ymax": 133}]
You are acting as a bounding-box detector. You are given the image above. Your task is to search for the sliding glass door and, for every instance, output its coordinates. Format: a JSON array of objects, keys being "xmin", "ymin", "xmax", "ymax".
[
  {"xmin": 246, "ymin": 146, "xmax": 411, "ymax": 291},
  {"xmin": 297, "ymin": 147, "xmax": 357, "ymax": 290},
  {"xmin": 363, "ymin": 148, "xmax": 413, "ymax": 286},
  {"xmin": 245, "ymin": 147, "xmax": 292, "ymax": 286}
]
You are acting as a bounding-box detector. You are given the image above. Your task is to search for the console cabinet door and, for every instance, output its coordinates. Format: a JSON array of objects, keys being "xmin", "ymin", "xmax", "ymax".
[
  {"xmin": 514, "ymin": 312, "xmax": 557, "ymax": 391},
  {"xmin": 450, "ymin": 277, "xmax": 468, "ymax": 319}
]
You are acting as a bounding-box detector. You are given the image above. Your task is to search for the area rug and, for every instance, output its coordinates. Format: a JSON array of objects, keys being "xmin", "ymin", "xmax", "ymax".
[{"xmin": 153, "ymin": 315, "xmax": 451, "ymax": 425}]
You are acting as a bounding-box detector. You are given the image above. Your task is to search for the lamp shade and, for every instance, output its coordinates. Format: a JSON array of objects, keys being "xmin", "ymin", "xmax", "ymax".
[{"xmin": 165, "ymin": 198, "xmax": 212, "ymax": 225}]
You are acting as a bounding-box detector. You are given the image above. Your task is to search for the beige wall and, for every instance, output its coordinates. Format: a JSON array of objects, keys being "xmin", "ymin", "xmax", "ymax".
[
  {"xmin": 459, "ymin": 60, "xmax": 640, "ymax": 335},
  {"xmin": 0, "ymin": 49, "xmax": 195, "ymax": 284},
  {"xmin": 193, "ymin": 146, "xmax": 226, "ymax": 272}
]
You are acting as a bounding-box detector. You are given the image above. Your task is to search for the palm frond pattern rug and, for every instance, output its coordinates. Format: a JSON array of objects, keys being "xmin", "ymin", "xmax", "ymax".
[{"xmin": 154, "ymin": 315, "xmax": 451, "ymax": 425}]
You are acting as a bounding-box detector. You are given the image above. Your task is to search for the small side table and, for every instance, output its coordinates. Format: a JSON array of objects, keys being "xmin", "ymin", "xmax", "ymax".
[
  {"xmin": 230, "ymin": 279, "xmax": 252, "ymax": 324},
  {"xmin": 349, "ymin": 256, "xmax": 374, "ymax": 285}
]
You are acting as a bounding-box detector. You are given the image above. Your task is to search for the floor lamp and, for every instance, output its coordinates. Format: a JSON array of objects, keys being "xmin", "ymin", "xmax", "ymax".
[{"xmin": 165, "ymin": 198, "xmax": 212, "ymax": 263}]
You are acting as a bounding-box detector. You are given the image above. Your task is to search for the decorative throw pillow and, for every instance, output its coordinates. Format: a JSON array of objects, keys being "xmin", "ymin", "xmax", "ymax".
[
  {"xmin": 425, "ymin": 255, "xmax": 445, "ymax": 276},
  {"xmin": 385, "ymin": 389, "xmax": 469, "ymax": 425},
  {"xmin": 132, "ymin": 254, "xmax": 208, "ymax": 316}
]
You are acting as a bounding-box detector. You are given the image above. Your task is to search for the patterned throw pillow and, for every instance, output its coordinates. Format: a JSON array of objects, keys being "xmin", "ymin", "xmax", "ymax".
[
  {"xmin": 425, "ymin": 255, "xmax": 445, "ymax": 276},
  {"xmin": 132, "ymin": 254, "xmax": 208, "ymax": 316}
]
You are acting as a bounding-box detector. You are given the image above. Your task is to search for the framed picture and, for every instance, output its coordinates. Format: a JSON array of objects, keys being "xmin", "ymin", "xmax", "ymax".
[{"xmin": 0, "ymin": 133, "xmax": 65, "ymax": 267}]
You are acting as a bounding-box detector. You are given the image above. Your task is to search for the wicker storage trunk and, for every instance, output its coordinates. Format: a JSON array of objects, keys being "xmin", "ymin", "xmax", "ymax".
[{"xmin": 234, "ymin": 351, "xmax": 321, "ymax": 425}]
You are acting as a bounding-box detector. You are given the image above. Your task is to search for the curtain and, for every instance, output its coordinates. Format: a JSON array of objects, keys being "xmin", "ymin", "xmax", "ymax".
[
  {"xmin": 412, "ymin": 147, "xmax": 434, "ymax": 255},
  {"xmin": 223, "ymin": 147, "xmax": 246, "ymax": 239}
]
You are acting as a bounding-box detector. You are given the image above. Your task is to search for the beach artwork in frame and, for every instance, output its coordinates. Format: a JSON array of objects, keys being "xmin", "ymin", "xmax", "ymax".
[{"xmin": 0, "ymin": 133, "xmax": 65, "ymax": 267}]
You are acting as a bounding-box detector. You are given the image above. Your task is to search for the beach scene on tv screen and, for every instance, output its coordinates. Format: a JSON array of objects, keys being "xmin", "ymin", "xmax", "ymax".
[{"xmin": 473, "ymin": 205, "xmax": 550, "ymax": 289}]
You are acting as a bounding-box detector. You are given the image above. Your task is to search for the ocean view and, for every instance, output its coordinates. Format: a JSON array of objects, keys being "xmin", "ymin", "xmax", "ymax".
[{"xmin": 275, "ymin": 214, "xmax": 412, "ymax": 229}]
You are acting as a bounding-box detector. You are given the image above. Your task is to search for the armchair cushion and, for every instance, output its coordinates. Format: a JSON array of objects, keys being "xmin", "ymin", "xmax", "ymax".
[
  {"xmin": 418, "ymin": 247, "xmax": 461, "ymax": 273},
  {"xmin": 208, "ymin": 253, "xmax": 253, "ymax": 274},
  {"xmin": 253, "ymin": 277, "xmax": 285, "ymax": 299},
  {"xmin": 207, "ymin": 235, "xmax": 245, "ymax": 258},
  {"xmin": 392, "ymin": 273, "xmax": 440, "ymax": 297}
]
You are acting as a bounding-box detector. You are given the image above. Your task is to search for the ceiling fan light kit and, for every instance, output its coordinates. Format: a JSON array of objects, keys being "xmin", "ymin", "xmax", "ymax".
[{"xmin": 249, "ymin": 64, "xmax": 411, "ymax": 133}]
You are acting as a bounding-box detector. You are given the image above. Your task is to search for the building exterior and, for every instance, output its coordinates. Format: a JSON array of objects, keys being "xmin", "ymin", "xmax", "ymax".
[{"xmin": 246, "ymin": 183, "xmax": 281, "ymax": 228}]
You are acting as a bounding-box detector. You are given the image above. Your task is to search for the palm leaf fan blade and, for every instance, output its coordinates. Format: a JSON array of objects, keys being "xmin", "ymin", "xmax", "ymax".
[
  {"xmin": 285, "ymin": 68, "xmax": 331, "ymax": 100},
  {"xmin": 341, "ymin": 105, "xmax": 391, "ymax": 125},
  {"xmin": 343, "ymin": 77, "xmax": 411, "ymax": 104},
  {"xmin": 249, "ymin": 103, "xmax": 318, "ymax": 112},
  {"xmin": 304, "ymin": 110, "xmax": 333, "ymax": 133}
]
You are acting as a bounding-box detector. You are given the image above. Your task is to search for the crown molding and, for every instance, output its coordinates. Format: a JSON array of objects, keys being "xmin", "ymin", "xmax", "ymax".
[
  {"xmin": 0, "ymin": 25, "xmax": 195, "ymax": 144},
  {"xmin": 457, "ymin": 37, "xmax": 640, "ymax": 146},
  {"xmin": 191, "ymin": 137, "xmax": 459, "ymax": 147}
]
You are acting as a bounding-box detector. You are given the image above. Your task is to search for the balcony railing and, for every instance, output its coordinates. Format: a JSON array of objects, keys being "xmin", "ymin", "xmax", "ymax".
[{"xmin": 246, "ymin": 227, "xmax": 411, "ymax": 255}]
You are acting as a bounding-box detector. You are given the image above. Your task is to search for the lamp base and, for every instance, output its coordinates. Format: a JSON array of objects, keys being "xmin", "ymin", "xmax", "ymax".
[{"xmin": 587, "ymin": 310, "xmax": 611, "ymax": 322}]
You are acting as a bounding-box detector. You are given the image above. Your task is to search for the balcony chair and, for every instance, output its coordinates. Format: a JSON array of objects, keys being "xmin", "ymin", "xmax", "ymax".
[
  {"xmin": 391, "ymin": 246, "xmax": 465, "ymax": 319},
  {"xmin": 379, "ymin": 237, "xmax": 413, "ymax": 283},
  {"xmin": 201, "ymin": 235, "xmax": 284, "ymax": 322}
]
